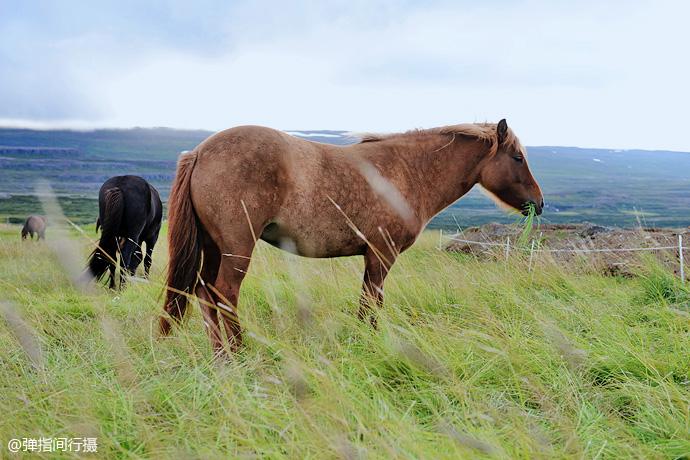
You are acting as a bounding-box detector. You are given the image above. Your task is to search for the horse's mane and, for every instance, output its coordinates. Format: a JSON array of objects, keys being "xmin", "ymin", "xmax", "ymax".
[{"xmin": 357, "ymin": 123, "xmax": 522, "ymax": 156}]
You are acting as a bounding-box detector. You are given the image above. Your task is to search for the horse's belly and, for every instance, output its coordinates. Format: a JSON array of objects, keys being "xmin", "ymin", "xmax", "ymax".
[{"xmin": 259, "ymin": 221, "xmax": 365, "ymax": 258}]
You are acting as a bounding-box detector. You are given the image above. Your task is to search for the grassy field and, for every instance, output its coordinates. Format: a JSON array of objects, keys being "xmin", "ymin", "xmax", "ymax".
[{"xmin": 1, "ymin": 223, "xmax": 690, "ymax": 459}]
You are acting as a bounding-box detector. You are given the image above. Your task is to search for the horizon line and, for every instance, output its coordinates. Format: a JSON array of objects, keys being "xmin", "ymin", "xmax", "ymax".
[{"xmin": 0, "ymin": 120, "xmax": 689, "ymax": 154}]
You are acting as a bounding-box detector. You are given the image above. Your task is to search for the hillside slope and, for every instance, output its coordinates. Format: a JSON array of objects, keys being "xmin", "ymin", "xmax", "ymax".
[{"xmin": 1, "ymin": 128, "xmax": 689, "ymax": 227}]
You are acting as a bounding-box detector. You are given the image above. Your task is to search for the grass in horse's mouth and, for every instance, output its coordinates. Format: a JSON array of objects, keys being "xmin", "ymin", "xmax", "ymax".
[{"xmin": 518, "ymin": 202, "xmax": 539, "ymax": 248}]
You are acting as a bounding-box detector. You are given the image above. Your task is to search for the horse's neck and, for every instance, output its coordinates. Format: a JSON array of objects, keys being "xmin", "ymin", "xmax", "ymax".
[{"xmin": 384, "ymin": 136, "xmax": 486, "ymax": 223}]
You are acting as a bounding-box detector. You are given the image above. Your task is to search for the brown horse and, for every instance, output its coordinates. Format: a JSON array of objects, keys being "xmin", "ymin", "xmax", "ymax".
[
  {"xmin": 160, "ymin": 119, "xmax": 543, "ymax": 355},
  {"xmin": 21, "ymin": 215, "xmax": 47, "ymax": 240}
]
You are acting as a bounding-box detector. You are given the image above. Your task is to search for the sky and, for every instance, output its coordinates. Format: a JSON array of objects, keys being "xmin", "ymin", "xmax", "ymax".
[{"xmin": 1, "ymin": 0, "xmax": 689, "ymax": 151}]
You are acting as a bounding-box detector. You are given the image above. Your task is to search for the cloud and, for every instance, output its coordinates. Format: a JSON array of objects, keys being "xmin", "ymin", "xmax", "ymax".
[{"xmin": 1, "ymin": 0, "xmax": 689, "ymax": 150}]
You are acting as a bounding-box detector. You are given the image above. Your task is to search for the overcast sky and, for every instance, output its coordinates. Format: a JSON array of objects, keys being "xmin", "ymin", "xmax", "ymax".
[{"xmin": 1, "ymin": 0, "xmax": 689, "ymax": 150}]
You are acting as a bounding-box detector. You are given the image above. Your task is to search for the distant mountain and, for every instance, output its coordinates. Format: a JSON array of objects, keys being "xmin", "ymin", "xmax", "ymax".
[{"xmin": 1, "ymin": 127, "xmax": 689, "ymax": 228}]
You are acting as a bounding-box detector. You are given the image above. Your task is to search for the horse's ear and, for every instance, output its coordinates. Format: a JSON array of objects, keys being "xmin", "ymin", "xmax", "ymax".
[{"xmin": 497, "ymin": 119, "xmax": 508, "ymax": 144}]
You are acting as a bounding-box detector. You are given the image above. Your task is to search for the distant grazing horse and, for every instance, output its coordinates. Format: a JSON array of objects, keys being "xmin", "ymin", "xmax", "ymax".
[
  {"xmin": 87, "ymin": 175, "xmax": 162, "ymax": 289},
  {"xmin": 21, "ymin": 215, "xmax": 46, "ymax": 240},
  {"xmin": 160, "ymin": 120, "xmax": 544, "ymax": 355}
]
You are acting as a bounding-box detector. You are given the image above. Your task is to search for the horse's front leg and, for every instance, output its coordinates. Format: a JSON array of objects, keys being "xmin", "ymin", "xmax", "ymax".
[
  {"xmin": 130, "ymin": 242, "xmax": 144, "ymax": 276},
  {"xmin": 119, "ymin": 237, "xmax": 141, "ymax": 286},
  {"xmin": 143, "ymin": 232, "xmax": 159, "ymax": 278},
  {"xmin": 108, "ymin": 257, "xmax": 117, "ymax": 290},
  {"xmin": 359, "ymin": 250, "xmax": 394, "ymax": 328}
]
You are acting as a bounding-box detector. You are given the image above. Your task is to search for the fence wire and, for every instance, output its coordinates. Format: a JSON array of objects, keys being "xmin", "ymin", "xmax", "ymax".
[
  {"xmin": 443, "ymin": 236, "xmax": 688, "ymax": 254},
  {"xmin": 439, "ymin": 230, "xmax": 687, "ymax": 281}
]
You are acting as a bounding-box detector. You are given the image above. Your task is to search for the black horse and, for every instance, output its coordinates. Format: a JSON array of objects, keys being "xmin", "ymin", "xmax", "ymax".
[{"xmin": 87, "ymin": 175, "xmax": 163, "ymax": 289}]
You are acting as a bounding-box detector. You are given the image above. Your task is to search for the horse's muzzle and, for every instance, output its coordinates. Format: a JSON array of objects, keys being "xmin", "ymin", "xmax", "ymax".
[{"xmin": 522, "ymin": 199, "xmax": 544, "ymax": 216}]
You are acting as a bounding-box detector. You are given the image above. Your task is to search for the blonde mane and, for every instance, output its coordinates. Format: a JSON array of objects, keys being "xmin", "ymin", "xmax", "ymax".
[{"xmin": 357, "ymin": 122, "xmax": 522, "ymax": 156}]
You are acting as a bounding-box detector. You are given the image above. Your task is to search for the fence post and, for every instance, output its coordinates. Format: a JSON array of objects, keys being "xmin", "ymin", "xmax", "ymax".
[
  {"xmin": 438, "ymin": 229, "xmax": 443, "ymax": 250},
  {"xmin": 528, "ymin": 239, "xmax": 536, "ymax": 272},
  {"xmin": 505, "ymin": 237, "xmax": 510, "ymax": 260},
  {"xmin": 680, "ymin": 234, "xmax": 685, "ymax": 284}
]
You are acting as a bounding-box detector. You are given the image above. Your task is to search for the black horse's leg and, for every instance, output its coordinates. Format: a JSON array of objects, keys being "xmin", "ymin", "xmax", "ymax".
[
  {"xmin": 130, "ymin": 239, "xmax": 144, "ymax": 276},
  {"xmin": 108, "ymin": 254, "xmax": 117, "ymax": 290},
  {"xmin": 143, "ymin": 231, "xmax": 159, "ymax": 278},
  {"xmin": 120, "ymin": 239, "xmax": 136, "ymax": 273},
  {"xmin": 143, "ymin": 245, "xmax": 153, "ymax": 278},
  {"xmin": 119, "ymin": 235, "xmax": 144, "ymax": 287}
]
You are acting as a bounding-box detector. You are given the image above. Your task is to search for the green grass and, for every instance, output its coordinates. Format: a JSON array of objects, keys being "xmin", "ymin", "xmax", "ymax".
[{"xmin": 1, "ymin": 224, "xmax": 689, "ymax": 459}]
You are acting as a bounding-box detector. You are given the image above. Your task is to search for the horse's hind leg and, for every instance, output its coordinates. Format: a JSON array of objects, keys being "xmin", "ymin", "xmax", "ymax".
[
  {"xmin": 212, "ymin": 237, "xmax": 255, "ymax": 352},
  {"xmin": 196, "ymin": 237, "xmax": 223, "ymax": 356}
]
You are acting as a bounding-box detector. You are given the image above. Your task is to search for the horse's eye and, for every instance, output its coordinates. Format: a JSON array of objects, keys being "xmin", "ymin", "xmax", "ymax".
[{"xmin": 512, "ymin": 155, "xmax": 524, "ymax": 163}]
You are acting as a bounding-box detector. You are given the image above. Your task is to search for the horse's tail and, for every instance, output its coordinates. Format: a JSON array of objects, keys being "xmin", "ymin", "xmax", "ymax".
[
  {"xmin": 87, "ymin": 187, "xmax": 124, "ymax": 282},
  {"xmin": 160, "ymin": 150, "xmax": 201, "ymax": 335}
]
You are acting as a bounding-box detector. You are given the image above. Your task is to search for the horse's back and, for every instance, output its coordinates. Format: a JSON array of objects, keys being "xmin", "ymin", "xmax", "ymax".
[
  {"xmin": 190, "ymin": 126, "xmax": 289, "ymax": 236},
  {"xmin": 189, "ymin": 125, "xmax": 385, "ymax": 257},
  {"xmin": 98, "ymin": 175, "xmax": 161, "ymax": 236},
  {"xmin": 100, "ymin": 175, "xmax": 150, "ymax": 196},
  {"xmin": 25, "ymin": 215, "xmax": 46, "ymax": 232},
  {"xmin": 196, "ymin": 125, "xmax": 328, "ymax": 161}
]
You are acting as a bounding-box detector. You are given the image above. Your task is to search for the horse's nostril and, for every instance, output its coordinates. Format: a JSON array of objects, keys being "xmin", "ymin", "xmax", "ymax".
[{"xmin": 534, "ymin": 199, "xmax": 544, "ymax": 216}]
